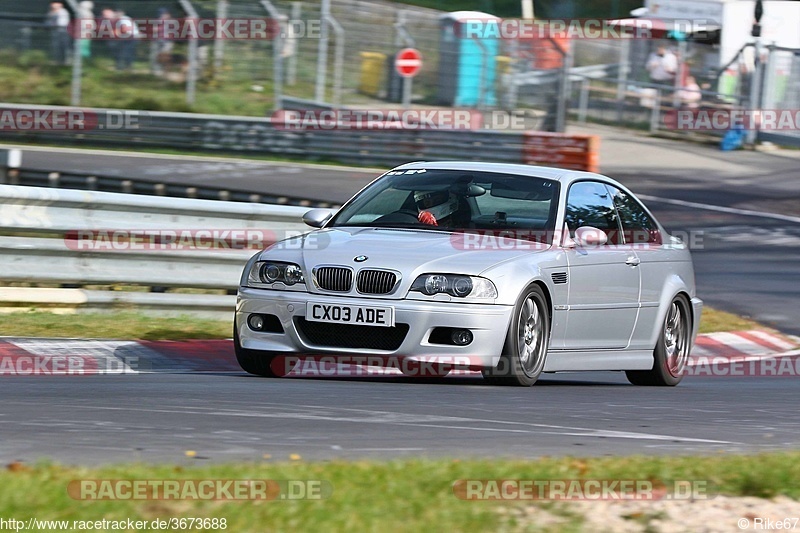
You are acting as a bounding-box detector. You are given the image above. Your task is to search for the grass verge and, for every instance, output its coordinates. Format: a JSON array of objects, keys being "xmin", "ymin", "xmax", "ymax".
[
  {"xmin": 0, "ymin": 311, "xmax": 232, "ymax": 340},
  {"xmin": 0, "ymin": 306, "xmax": 771, "ymax": 341},
  {"xmin": 697, "ymin": 307, "xmax": 764, "ymax": 334},
  {"xmin": 3, "ymin": 453, "xmax": 799, "ymax": 532}
]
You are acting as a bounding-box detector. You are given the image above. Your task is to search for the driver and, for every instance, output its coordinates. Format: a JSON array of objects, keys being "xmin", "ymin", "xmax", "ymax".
[{"xmin": 414, "ymin": 190, "xmax": 459, "ymax": 226}]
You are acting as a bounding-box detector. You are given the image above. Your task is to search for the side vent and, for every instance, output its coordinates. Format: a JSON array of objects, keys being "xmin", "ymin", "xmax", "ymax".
[{"xmin": 551, "ymin": 272, "xmax": 568, "ymax": 285}]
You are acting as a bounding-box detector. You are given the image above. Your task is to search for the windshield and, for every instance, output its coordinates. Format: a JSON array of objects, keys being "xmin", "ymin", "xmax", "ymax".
[{"xmin": 329, "ymin": 169, "xmax": 560, "ymax": 241}]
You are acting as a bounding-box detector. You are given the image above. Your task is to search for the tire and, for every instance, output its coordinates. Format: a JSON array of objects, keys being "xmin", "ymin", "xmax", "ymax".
[
  {"xmin": 626, "ymin": 294, "xmax": 691, "ymax": 387},
  {"xmin": 482, "ymin": 284, "xmax": 550, "ymax": 386},
  {"xmin": 233, "ymin": 321, "xmax": 287, "ymax": 378}
]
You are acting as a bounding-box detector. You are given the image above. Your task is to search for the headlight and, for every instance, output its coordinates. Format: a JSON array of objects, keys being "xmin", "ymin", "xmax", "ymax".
[
  {"xmin": 247, "ymin": 261, "xmax": 305, "ymax": 287},
  {"xmin": 410, "ymin": 274, "xmax": 497, "ymax": 299}
]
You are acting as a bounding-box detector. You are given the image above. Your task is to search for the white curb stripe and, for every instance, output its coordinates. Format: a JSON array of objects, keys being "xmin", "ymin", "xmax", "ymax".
[
  {"xmin": 689, "ymin": 344, "xmax": 713, "ymax": 357},
  {"xmin": 746, "ymin": 330, "xmax": 797, "ymax": 351},
  {"xmin": 703, "ymin": 332, "xmax": 780, "ymax": 357},
  {"xmin": 8, "ymin": 338, "xmax": 142, "ymax": 374}
]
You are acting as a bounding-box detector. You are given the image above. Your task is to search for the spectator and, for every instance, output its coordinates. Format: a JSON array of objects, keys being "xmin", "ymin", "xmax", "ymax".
[
  {"xmin": 646, "ymin": 45, "xmax": 677, "ymax": 84},
  {"xmin": 738, "ymin": 46, "xmax": 756, "ymax": 104},
  {"xmin": 101, "ymin": 8, "xmax": 118, "ymax": 62},
  {"xmin": 45, "ymin": 2, "xmax": 71, "ymax": 65},
  {"xmin": 78, "ymin": 1, "xmax": 95, "ymax": 59},
  {"xmin": 151, "ymin": 7, "xmax": 174, "ymax": 76},
  {"xmin": 114, "ymin": 9, "xmax": 139, "ymax": 71},
  {"xmin": 676, "ymin": 76, "xmax": 702, "ymax": 109}
]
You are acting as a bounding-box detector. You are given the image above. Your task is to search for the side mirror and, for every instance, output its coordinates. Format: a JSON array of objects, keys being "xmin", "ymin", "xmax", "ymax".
[
  {"xmin": 302, "ymin": 209, "xmax": 333, "ymax": 228},
  {"xmin": 574, "ymin": 226, "xmax": 608, "ymax": 247}
]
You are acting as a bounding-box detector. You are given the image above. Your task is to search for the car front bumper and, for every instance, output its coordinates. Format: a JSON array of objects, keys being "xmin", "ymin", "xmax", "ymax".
[{"xmin": 236, "ymin": 287, "xmax": 513, "ymax": 368}]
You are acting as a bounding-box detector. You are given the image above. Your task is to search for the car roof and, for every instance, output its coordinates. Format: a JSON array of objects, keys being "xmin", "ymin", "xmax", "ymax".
[{"xmin": 392, "ymin": 161, "xmax": 619, "ymax": 188}]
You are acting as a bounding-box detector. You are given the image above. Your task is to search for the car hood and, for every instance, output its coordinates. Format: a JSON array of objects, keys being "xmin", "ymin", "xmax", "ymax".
[{"xmin": 264, "ymin": 226, "xmax": 551, "ymax": 278}]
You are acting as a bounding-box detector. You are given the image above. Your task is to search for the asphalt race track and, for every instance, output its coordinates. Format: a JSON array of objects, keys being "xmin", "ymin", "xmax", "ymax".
[
  {"xmin": 2, "ymin": 142, "xmax": 799, "ymax": 464},
  {"xmin": 1, "ymin": 373, "xmax": 798, "ymax": 464},
  {"xmin": 18, "ymin": 147, "xmax": 380, "ymax": 203}
]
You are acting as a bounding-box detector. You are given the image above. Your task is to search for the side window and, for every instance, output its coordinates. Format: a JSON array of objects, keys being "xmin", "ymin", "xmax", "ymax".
[
  {"xmin": 606, "ymin": 185, "xmax": 662, "ymax": 245},
  {"xmin": 565, "ymin": 181, "xmax": 622, "ymax": 244}
]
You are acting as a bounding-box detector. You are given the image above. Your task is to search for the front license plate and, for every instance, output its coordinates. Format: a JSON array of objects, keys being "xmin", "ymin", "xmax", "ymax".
[{"xmin": 306, "ymin": 302, "xmax": 394, "ymax": 327}]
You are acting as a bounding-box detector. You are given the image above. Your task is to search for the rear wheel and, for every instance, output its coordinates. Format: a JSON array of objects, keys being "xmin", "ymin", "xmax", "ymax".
[
  {"xmin": 234, "ymin": 321, "xmax": 286, "ymax": 377},
  {"xmin": 626, "ymin": 295, "xmax": 691, "ymax": 386},
  {"xmin": 482, "ymin": 285, "xmax": 550, "ymax": 386}
]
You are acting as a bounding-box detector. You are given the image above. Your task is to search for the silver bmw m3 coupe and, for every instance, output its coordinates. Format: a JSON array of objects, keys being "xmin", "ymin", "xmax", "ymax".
[{"xmin": 235, "ymin": 161, "xmax": 702, "ymax": 386}]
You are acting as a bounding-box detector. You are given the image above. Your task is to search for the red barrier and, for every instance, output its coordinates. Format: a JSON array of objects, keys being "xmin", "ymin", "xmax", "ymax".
[{"xmin": 522, "ymin": 132, "xmax": 599, "ymax": 172}]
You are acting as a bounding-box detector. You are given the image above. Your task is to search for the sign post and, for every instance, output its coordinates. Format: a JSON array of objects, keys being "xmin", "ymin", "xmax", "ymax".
[{"xmin": 394, "ymin": 48, "xmax": 422, "ymax": 109}]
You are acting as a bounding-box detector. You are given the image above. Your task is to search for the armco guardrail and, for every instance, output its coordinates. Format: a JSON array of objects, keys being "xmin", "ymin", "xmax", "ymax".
[
  {"xmin": 0, "ymin": 104, "xmax": 600, "ymax": 171},
  {"xmin": 0, "ymin": 184, "xmax": 316, "ymax": 318},
  {"xmin": 5, "ymin": 166, "xmax": 338, "ymax": 208}
]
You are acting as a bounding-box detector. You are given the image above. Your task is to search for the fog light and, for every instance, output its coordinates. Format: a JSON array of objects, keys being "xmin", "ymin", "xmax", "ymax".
[
  {"xmin": 248, "ymin": 314, "xmax": 265, "ymax": 331},
  {"xmin": 451, "ymin": 329, "xmax": 473, "ymax": 346}
]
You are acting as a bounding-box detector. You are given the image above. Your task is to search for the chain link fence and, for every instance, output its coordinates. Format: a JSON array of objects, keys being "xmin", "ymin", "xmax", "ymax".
[
  {"xmin": 0, "ymin": 0, "xmax": 566, "ymax": 127},
  {"xmin": 567, "ymin": 37, "xmax": 800, "ymax": 147},
  {"xmin": 1, "ymin": 1, "xmax": 798, "ymax": 143},
  {"xmin": 761, "ymin": 46, "xmax": 800, "ymax": 146}
]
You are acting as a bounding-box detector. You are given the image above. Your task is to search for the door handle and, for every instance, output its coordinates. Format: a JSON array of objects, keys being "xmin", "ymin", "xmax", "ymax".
[{"xmin": 625, "ymin": 256, "xmax": 641, "ymax": 266}]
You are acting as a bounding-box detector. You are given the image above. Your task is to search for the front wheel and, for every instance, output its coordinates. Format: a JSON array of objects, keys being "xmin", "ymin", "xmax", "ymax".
[
  {"xmin": 234, "ymin": 321, "xmax": 285, "ymax": 377},
  {"xmin": 626, "ymin": 295, "xmax": 691, "ymax": 386},
  {"xmin": 482, "ymin": 285, "xmax": 550, "ymax": 386}
]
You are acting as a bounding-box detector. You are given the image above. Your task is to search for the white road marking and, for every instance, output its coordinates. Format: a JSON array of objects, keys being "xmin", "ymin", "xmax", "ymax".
[
  {"xmin": 18, "ymin": 402, "xmax": 733, "ymax": 445},
  {"xmin": 346, "ymin": 447, "xmax": 426, "ymax": 451},
  {"xmin": 638, "ymin": 194, "xmax": 800, "ymax": 224},
  {"xmin": 698, "ymin": 225, "xmax": 800, "ymax": 247}
]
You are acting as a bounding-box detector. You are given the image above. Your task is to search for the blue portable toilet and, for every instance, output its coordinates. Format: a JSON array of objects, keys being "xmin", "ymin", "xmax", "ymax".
[{"xmin": 437, "ymin": 11, "xmax": 500, "ymax": 107}]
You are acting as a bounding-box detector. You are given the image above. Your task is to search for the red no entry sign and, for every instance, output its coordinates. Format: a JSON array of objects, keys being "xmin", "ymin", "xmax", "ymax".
[{"xmin": 395, "ymin": 48, "xmax": 422, "ymax": 78}]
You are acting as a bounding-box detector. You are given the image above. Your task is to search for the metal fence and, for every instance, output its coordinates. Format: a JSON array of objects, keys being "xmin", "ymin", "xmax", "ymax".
[
  {"xmin": 761, "ymin": 46, "xmax": 800, "ymax": 146},
  {"xmin": 0, "ymin": 1, "xmax": 567, "ymax": 129},
  {"xmin": 565, "ymin": 39, "xmax": 800, "ymax": 147},
  {"xmin": 2, "ymin": 3, "xmax": 799, "ymax": 145}
]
